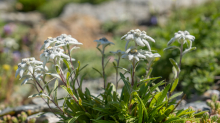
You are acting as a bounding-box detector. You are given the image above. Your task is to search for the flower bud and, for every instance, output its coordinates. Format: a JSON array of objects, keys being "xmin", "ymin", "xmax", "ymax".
[
  {"xmin": 11, "ymin": 116, "xmax": 18, "ymax": 123},
  {"xmin": 7, "ymin": 115, "xmax": 11, "ymax": 121},
  {"xmin": 29, "ymin": 118, "xmax": 36, "ymax": 123},
  {"xmin": 207, "ymin": 99, "xmax": 215, "ymax": 110},
  {"xmin": 215, "ymin": 101, "xmax": 220, "ymax": 110},
  {"xmin": 207, "ymin": 99, "xmax": 213, "ymax": 107},
  {"xmin": 211, "ymin": 114, "xmax": 220, "ymax": 122},
  {"xmin": 202, "ymin": 112, "xmax": 210, "ymax": 121},
  {"xmin": 21, "ymin": 111, "xmax": 27, "ymax": 122},
  {"xmin": 27, "ymin": 109, "xmax": 32, "ymax": 116},
  {"xmin": 17, "ymin": 114, "xmax": 21, "ymax": 121},
  {"xmin": 212, "ymin": 94, "xmax": 219, "ymax": 102},
  {"xmin": 188, "ymin": 106, "xmax": 195, "ymax": 111},
  {"xmin": 3, "ymin": 115, "xmax": 7, "ymax": 121}
]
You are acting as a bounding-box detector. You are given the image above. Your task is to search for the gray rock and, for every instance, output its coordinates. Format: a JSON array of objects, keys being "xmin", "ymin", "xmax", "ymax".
[
  {"xmin": 203, "ymin": 89, "xmax": 220, "ymax": 99},
  {"xmin": 184, "ymin": 101, "xmax": 210, "ymax": 112},
  {"xmin": 0, "ymin": 105, "xmax": 44, "ymax": 117},
  {"xmin": 0, "ymin": 2, "xmax": 12, "ymax": 11},
  {"xmin": 27, "ymin": 112, "xmax": 60, "ymax": 123},
  {"xmin": 61, "ymin": 0, "xmax": 209, "ymax": 23},
  {"xmin": 61, "ymin": 1, "xmax": 150, "ymax": 23},
  {"xmin": 0, "ymin": 12, "xmax": 44, "ymax": 25}
]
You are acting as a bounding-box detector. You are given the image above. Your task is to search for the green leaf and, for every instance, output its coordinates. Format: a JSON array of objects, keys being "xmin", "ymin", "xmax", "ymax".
[
  {"xmin": 119, "ymin": 73, "xmax": 131, "ymax": 94},
  {"xmin": 170, "ymin": 78, "xmax": 179, "ymax": 93},
  {"xmin": 112, "ymin": 62, "xmax": 117, "ymax": 70},
  {"xmin": 28, "ymin": 93, "xmax": 51, "ymax": 99},
  {"xmin": 163, "ymin": 46, "xmax": 180, "ymax": 51},
  {"xmin": 169, "ymin": 92, "xmax": 183, "ymax": 100},
  {"xmin": 133, "ymin": 92, "xmax": 149, "ymax": 120},
  {"xmin": 79, "ymin": 64, "xmax": 88, "ymax": 72},
  {"xmin": 45, "ymin": 73, "xmax": 61, "ymax": 80},
  {"xmin": 146, "ymin": 68, "xmax": 153, "ymax": 78},
  {"xmin": 163, "ymin": 117, "xmax": 179, "ymax": 123},
  {"xmin": 104, "ymin": 58, "xmax": 111, "ymax": 68},
  {"xmin": 53, "ymin": 79, "xmax": 59, "ymax": 104},
  {"xmin": 169, "ymin": 58, "xmax": 180, "ymax": 72},
  {"xmin": 61, "ymin": 85, "xmax": 75, "ymax": 97},
  {"xmin": 140, "ymin": 77, "xmax": 161, "ymax": 83},
  {"xmin": 138, "ymin": 101, "xmax": 143, "ymax": 123},
  {"xmin": 66, "ymin": 71, "xmax": 70, "ymax": 87},
  {"xmin": 182, "ymin": 47, "xmax": 196, "ymax": 55},
  {"xmin": 157, "ymin": 84, "xmax": 171, "ymax": 105},
  {"xmin": 67, "ymin": 116, "xmax": 79, "ymax": 123},
  {"xmin": 55, "ymin": 65, "xmax": 60, "ymax": 74},
  {"xmin": 63, "ymin": 59, "xmax": 71, "ymax": 72},
  {"xmin": 194, "ymin": 111, "xmax": 207, "ymax": 118},
  {"xmin": 92, "ymin": 67, "xmax": 103, "ymax": 77},
  {"xmin": 172, "ymin": 66, "xmax": 178, "ymax": 79},
  {"xmin": 92, "ymin": 120, "xmax": 115, "ymax": 123}
]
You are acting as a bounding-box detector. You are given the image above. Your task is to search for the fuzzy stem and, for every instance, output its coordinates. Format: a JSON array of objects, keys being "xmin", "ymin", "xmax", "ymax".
[
  {"xmin": 67, "ymin": 45, "xmax": 80, "ymax": 88},
  {"xmin": 116, "ymin": 56, "xmax": 121, "ymax": 90},
  {"xmin": 131, "ymin": 59, "xmax": 135, "ymax": 86},
  {"xmin": 146, "ymin": 60, "xmax": 152, "ymax": 78},
  {"xmin": 53, "ymin": 60, "xmax": 67, "ymax": 87},
  {"xmin": 102, "ymin": 46, "xmax": 106, "ymax": 89},
  {"xmin": 31, "ymin": 73, "xmax": 68, "ymax": 117},
  {"xmin": 177, "ymin": 43, "xmax": 184, "ymax": 77}
]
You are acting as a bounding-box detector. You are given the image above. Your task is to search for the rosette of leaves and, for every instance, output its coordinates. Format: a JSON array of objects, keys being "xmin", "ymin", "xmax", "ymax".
[{"xmin": 58, "ymin": 62, "xmax": 205, "ymax": 122}]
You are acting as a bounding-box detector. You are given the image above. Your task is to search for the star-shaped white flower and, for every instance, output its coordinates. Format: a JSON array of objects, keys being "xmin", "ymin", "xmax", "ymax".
[
  {"xmin": 94, "ymin": 37, "xmax": 114, "ymax": 48},
  {"xmin": 121, "ymin": 29, "xmax": 155, "ymax": 50},
  {"xmin": 55, "ymin": 34, "xmax": 82, "ymax": 48},
  {"xmin": 168, "ymin": 31, "xmax": 195, "ymax": 48},
  {"xmin": 121, "ymin": 47, "xmax": 146, "ymax": 62},
  {"xmin": 40, "ymin": 37, "xmax": 56, "ymax": 51},
  {"xmin": 139, "ymin": 50, "xmax": 161, "ymax": 62},
  {"xmin": 15, "ymin": 58, "xmax": 44, "ymax": 78},
  {"xmin": 40, "ymin": 47, "xmax": 74, "ymax": 67}
]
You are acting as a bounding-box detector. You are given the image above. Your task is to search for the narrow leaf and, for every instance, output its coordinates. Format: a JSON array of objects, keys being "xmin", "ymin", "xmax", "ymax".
[
  {"xmin": 92, "ymin": 67, "xmax": 103, "ymax": 77},
  {"xmin": 170, "ymin": 78, "xmax": 179, "ymax": 93},
  {"xmin": 163, "ymin": 46, "xmax": 180, "ymax": 51}
]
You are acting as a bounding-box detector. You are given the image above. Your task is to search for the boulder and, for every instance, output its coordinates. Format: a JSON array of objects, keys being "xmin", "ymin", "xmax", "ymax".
[
  {"xmin": 61, "ymin": 0, "xmax": 209, "ymax": 24},
  {"xmin": 34, "ymin": 14, "xmax": 109, "ymax": 49}
]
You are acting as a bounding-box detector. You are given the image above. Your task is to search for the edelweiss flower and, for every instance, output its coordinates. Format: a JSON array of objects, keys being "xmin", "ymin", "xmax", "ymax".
[
  {"xmin": 121, "ymin": 29, "xmax": 155, "ymax": 50},
  {"xmin": 40, "ymin": 46, "xmax": 74, "ymax": 67},
  {"xmin": 15, "ymin": 57, "xmax": 44, "ymax": 78},
  {"xmin": 40, "ymin": 37, "xmax": 56, "ymax": 51},
  {"xmin": 110, "ymin": 50, "xmax": 125, "ymax": 57},
  {"xmin": 21, "ymin": 72, "xmax": 43, "ymax": 85},
  {"xmin": 55, "ymin": 34, "xmax": 82, "ymax": 48},
  {"xmin": 94, "ymin": 37, "xmax": 114, "ymax": 48},
  {"xmin": 121, "ymin": 47, "xmax": 146, "ymax": 62},
  {"xmin": 168, "ymin": 31, "xmax": 195, "ymax": 48},
  {"xmin": 139, "ymin": 50, "xmax": 161, "ymax": 62}
]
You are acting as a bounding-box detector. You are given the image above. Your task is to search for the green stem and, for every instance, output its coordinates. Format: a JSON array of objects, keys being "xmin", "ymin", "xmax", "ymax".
[
  {"xmin": 131, "ymin": 59, "xmax": 135, "ymax": 86},
  {"xmin": 31, "ymin": 72, "xmax": 68, "ymax": 117},
  {"xmin": 146, "ymin": 60, "xmax": 152, "ymax": 78},
  {"xmin": 67, "ymin": 45, "xmax": 80, "ymax": 88},
  {"xmin": 116, "ymin": 56, "xmax": 121, "ymax": 90},
  {"xmin": 102, "ymin": 46, "xmax": 106, "ymax": 89},
  {"xmin": 177, "ymin": 43, "xmax": 183, "ymax": 77}
]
